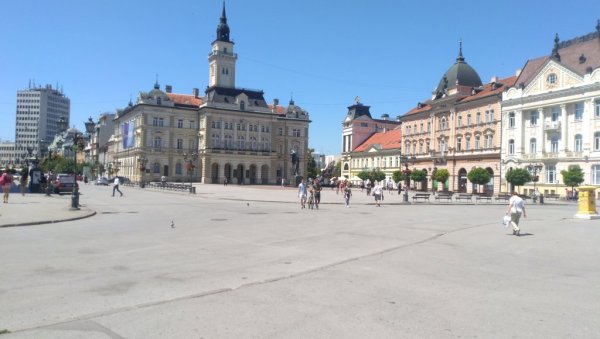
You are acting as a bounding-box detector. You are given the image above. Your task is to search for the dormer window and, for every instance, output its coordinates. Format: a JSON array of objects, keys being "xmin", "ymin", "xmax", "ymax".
[
  {"xmin": 240, "ymin": 101, "xmax": 245, "ymax": 110},
  {"xmin": 547, "ymin": 73, "xmax": 557, "ymax": 84},
  {"xmin": 157, "ymin": 97, "xmax": 162, "ymax": 105}
]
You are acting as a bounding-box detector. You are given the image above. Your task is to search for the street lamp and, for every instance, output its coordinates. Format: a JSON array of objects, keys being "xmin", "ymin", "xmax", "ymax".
[
  {"xmin": 137, "ymin": 156, "xmax": 148, "ymax": 188},
  {"xmin": 527, "ymin": 163, "xmax": 543, "ymax": 203},
  {"xmin": 183, "ymin": 152, "xmax": 198, "ymax": 193},
  {"xmin": 400, "ymin": 154, "xmax": 417, "ymax": 203}
]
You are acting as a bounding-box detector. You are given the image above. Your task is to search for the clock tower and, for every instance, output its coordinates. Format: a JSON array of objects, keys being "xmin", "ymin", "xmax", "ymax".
[{"xmin": 208, "ymin": 2, "xmax": 237, "ymax": 88}]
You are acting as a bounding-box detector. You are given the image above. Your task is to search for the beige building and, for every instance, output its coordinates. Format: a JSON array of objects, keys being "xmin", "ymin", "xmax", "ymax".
[
  {"xmin": 109, "ymin": 4, "xmax": 309, "ymax": 185},
  {"xmin": 501, "ymin": 24, "xmax": 600, "ymax": 197},
  {"xmin": 400, "ymin": 46, "xmax": 513, "ymax": 193}
]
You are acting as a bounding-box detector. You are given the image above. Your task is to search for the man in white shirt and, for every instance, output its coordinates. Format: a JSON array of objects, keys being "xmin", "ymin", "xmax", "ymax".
[
  {"xmin": 112, "ymin": 177, "xmax": 123, "ymax": 197},
  {"xmin": 507, "ymin": 191, "xmax": 526, "ymax": 236},
  {"xmin": 298, "ymin": 178, "xmax": 307, "ymax": 209}
]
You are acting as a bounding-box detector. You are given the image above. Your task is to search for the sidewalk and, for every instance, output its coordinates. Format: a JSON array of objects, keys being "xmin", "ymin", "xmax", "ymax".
[{"xmin": 0, "ymin": 192, "xmax": 95, "ymax": 227}]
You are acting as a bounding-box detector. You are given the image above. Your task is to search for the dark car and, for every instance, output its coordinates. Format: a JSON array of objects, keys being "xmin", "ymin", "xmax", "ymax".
[{"xmin": 53, "ymin": 174, "xmax": 76, "ymax": 194}]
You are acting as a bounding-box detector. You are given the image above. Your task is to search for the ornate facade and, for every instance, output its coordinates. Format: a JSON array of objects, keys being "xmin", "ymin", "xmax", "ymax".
[
  {"xmin": 110, "ymin": 4, "xmax": 309, "ymax": 185},
  {"xmin": 501, "ymin": 23, "xmax": 600, "ymax": 196}
]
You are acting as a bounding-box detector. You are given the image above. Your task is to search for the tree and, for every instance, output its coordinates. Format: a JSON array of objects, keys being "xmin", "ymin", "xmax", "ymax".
[
  {"xmin": 433, "ymin": 168, "xmax": 450, "ymax": 191},
  {"xmin": 392, "ymin": 170, "xmax": 402, "ymax": 184},
  {"xmin": 357, "ymin": 170, "xmax": 370, "ymax": 181},
  {"xmin": 305, "ymin": 148, "xmax": 318, "ymax": 179},
  {"xmin": 467, "ymin": 167, "xmax": 491, "ymax": 193},
  {"xmin": 561, "ymin": 165, "xmax": 585, "ymax": 192},
  {"xmin": 370, "ymin": 169, "xmax": 386, "ymax": 182},
  {"xmin": 333, "ymin": 161, "xmax": 341, "ymax": 178},
  {"xmin": 505, "ymin": 168, "xmax": 531, "ymax": 191},
  {"xmin": 410, "ymin": 169, "xmax": 426, "ymax": 190}
]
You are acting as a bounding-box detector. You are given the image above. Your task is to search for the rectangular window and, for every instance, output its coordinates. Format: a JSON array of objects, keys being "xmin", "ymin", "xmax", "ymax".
[
  {"xmin": 575, "ymin": 135, "xmax": 583, "ymax": 152},
  {"xmin": 485, "ymin": 135, "xmax": 493, "ymax": 149},
  {"xmin": 476, "ymin": 112, "xmax": 481, "ymax": 124},
  {"xmin": 575, "ymin": 102, "xmax": 584, "ymax": 121},
  {"xmin": 278, "ymin": 128, "xmax": 283, "ymax": 136},
  {"xmin": 595, "ymin": 132, "xmax": 600, "ymax": 151},
  {"xmin": 546, "ymin": 164, "xmax": 556, "ymax": 183},
  {"xmin": 158, "ymin": 118, "xmax": 164, "ymax": 127},
  {"xmin": 190, "ymin": 121, "xmax": 194, "ymax": 129},
  {"xmin": 456, "ymin": 138, "xmax": 462, "ymax": 151},
  {"xmin": 178, "ymin": 119, "xmax": 183, "ymax": 128},
  {"xmin": 153, "ymin": 117, "xmax": 159, "ymax": 126},
  {"xmin": 530, "ymin": 139, "xmax": 537, "ymax": 154},
  {"xmin": 292, "ymin": 129, "xmax": 300, "ymax": 137},
  {"xmin": 457, "ymin": 116, "xmax": 462, "ymax": 127},
  {"xmin": 508, "ymin": 140, "xmax": 514, "ymax": 155},
  {"xmin": 427, "ymin": 122, "xmax": 431, "ymax": 132},
  {"xmin": 176, "ymin": 139, "xmax": 183, "ymax": 149},
  {"xmin": 551, "ymin": 107, "xmax": 560, "ymax": 122},
  {"xmin": 475, "ymin": 135, "xmax": 480, "ymax": 150},
  {"xmin": 530, "ymin": 111, "xmax": 538, "ymax": 126},
  {"xmin": 551, "ymin": 138, "xmax": 559, "ymax": 153},
  {"xmin": 595, "ymin": 99, "xmax": 600, "ymax": 118},
  {"xmin": 508, "ymin": 112, "xmax": 515, "ymax": 128},
  {"xmin": 466, "ymin": 137, "xmax": 471, "ymax": 151},
  {"xmin": 592, "ymin": 165, "xmax": 600, "ymax": 185}
]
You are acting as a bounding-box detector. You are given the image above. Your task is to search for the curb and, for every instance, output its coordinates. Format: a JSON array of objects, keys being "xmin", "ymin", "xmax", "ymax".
[{"xmin": 0, "ymin": 210, "xmax": 97, "ymax": 228}]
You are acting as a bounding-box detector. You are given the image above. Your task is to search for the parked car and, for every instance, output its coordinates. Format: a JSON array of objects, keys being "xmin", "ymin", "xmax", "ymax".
[
  {"xmin": 53, "ymin": 174, "xmax": 76, "ymax": 194},
  {"xmin": 95, "ymin": 177, "xmax": 109, "ymax": 186}
]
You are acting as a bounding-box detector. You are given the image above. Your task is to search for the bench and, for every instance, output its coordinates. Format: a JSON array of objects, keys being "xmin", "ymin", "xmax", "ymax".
[
  {"xmin": 456, "ymin": 194, "xmax": 473, "ymax": 202},
  {"xmin": 495, "ymin": 194, "xmax": 511, "ymax": 202},
  {"xmin": 412, "ymin": 193, "xmax": 431, "ymax": 202},
  {"xmin": 434, "ymin": 192, "xmax": 453, "ymax": 202},
  {"xmin": 476, "ymin": 195, "xmax": 493, "ymax": 203},
  {"xmin": 544, "ymin": 193, "xmax": 560, "ymax": 200}
]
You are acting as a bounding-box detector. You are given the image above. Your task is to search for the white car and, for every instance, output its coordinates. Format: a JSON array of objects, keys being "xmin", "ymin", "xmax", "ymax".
[{"xmin": 95, "ymin": 177, "xmax": 109, "ymax": 186}]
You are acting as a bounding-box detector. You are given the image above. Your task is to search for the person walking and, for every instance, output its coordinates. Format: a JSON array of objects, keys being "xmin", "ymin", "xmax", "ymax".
[
  {"xmin": 298, "ymin": 177, "xmax": 307, "ymax": 209},
  {"xmin": 506, "ymin": 191, "xmax": 526, "ymax": 236},
  {"xmin": 343, "ymin": 180, "xmax": 352, "ymax": 208},
  {"xmin": 20, "ymin": 167, "xmax": 28, "ymax": 196},
  {"xmin": 112, "ymin": 177, "xmax": 123, "ymax": 197},
  {"xmin": 312, "ymin": 178, "xmax": 322, "ymax": 210},
  {"xmin": 1, "ymin": 168, "xmax": 14, "ymax": 203},
  {"xmin": 373, "ymin": 183, "xmax": 383, "ymax": 207},
  {"xmin": 223, "ymin": 176, "xmax": 228, "ymax": 186}
]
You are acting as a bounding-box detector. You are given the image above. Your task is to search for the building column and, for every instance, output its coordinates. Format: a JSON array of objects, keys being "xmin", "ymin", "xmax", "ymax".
[
  {"xmin": 538, "ymin": 108, "xmax": 545, "ymax": 153},
  {"xmin": 560, "ymin": 104, "xmax": 568, "ymax": 152}
]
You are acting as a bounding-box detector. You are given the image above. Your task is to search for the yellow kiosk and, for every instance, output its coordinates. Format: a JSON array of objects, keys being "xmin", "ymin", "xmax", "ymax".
[{"xmin": 574, "ymin": 186, "xmax": 599, "ymax": 220}]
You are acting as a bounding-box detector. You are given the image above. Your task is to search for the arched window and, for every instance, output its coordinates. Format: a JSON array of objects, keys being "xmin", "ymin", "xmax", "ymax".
[
  {"xmin": 457, "ymin": 116, "xmax": 462, "ymax": 127},
  {"xmin": 530, "ymin": 138, "xmax": 537, "ymax": 154},
  {"xmin": 440, "ymin": 117, "xmax": 447, "ymax": 130},
  {"xmin": 475, "ymin": 134, "xmax": 481, "ymax": 150},
  {"xmin": 152, "ymin": 162, "xmax": 160, "ymax": 173},
  {"xmin": 574, "ymin": 134, "xmax": 583, "ymax": 152},
  {"xmin": 485, "ymin": 133, "xmax": 493, "ymax": 149}
]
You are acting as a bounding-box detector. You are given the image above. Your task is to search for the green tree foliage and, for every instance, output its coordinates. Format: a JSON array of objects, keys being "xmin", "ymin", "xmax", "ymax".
[
  {"xmin": 468, "ymin": 167, "xmax": 491, "ymax": 193},
  {"xmin": 433, "ymin": 168, "xmax": 450, "ymax": 183},
  {"xmin": 410, "ymin": 169, "xmax": 426, "ymax": 183},
  {"xmin": 370, "ymin": 169, "xmax": 386, "ymax": 182},
  {"xmin": 561, "ymin": 165, "xmax": 585, "ymax": 191},
  {"xmin": 333, "ymin": 161, "xmax": 341, "ymax": 178},
  {"xmin": 505, "ymin": 168, "xmax": 531, "ymax": 189},
  {"xmin": 305, "ymin": 148, "xmax": 319, "ymax": 179},
  {"xmin": 357, "ymin": 170, "xmax": 371, "ymax": 181},
  {"xmin": 392, "ymin": 170, "xmax": 402, "ymax": 183}
]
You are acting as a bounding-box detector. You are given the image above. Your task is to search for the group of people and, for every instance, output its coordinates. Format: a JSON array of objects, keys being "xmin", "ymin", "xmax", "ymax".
[{"xmin": 297, "ymin": 177, "xmax": 322, "ymax": 209}]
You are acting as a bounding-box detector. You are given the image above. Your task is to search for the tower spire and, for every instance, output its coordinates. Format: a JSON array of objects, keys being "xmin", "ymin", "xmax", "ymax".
[
  {"xmin": 216, "ymin": 1, "xmax": 231, "ymax": 42},
  {"xmin": 456, "ymin": 38, "xmax": 465, "ymax": 63},
  {"xmin": 551, "ymin": 33, "xmax": 561, "ymax": 62}
]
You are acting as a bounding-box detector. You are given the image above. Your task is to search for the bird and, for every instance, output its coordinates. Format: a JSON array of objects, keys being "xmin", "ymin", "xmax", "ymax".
[
  {"xmin": 170, "ymin": 221, "xmax": 175, "ymax": 228},
  {"xmin": 247, "ymin": 203, "xmax": 249, "ymax": 207}
]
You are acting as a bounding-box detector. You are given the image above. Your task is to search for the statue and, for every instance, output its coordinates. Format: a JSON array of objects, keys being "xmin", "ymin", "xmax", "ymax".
[{"xmin": 290, "ymin": 150, "xmax": 299, "ymax": 176}]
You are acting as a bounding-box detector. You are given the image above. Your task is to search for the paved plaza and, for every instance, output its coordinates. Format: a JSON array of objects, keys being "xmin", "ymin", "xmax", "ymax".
[{"xmin": 1, "ymin": 184, "xmax": 599, "ymax": 338}]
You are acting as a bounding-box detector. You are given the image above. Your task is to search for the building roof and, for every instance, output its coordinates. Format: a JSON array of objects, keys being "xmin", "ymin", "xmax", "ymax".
[
  {"xmin": 166, "ymin": 93, "xmax": 203, "ymax": 107},
  {"xmin": 515, "ymin": 24, "xmax": 600, "ymax": 87},
  {"xmin": 353, "ymin": 127, "xmax": 402, "ymax": 152},
  {"xmin": 434, "ymin": 44, "xmax": 483, "ymax": 98},
  {"xmin": 458, "ymin": 75, "xmax": 517, "ymax": 104}
]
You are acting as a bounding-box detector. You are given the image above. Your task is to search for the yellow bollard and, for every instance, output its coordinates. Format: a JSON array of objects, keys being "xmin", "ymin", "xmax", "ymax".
[{"xmin": 574, "ymin": 186, "xmax": 599, "ymax": 219}]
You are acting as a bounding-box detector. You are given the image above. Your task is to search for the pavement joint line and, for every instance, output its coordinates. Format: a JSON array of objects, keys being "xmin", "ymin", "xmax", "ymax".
[{"xmin": 7, "ymin": 220, "xmax": 494, "ymax": 334}]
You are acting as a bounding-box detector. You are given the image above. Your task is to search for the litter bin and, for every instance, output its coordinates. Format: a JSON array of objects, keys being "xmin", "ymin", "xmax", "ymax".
[{"xmin": 539, "ymin": 194, "xmax": 544, "ymax": 204}]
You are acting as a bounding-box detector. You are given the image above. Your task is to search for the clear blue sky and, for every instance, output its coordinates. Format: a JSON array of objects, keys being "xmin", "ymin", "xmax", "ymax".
[{"xmin": 1, "ymin": 0, "xmax": 598, "ymax": 155}]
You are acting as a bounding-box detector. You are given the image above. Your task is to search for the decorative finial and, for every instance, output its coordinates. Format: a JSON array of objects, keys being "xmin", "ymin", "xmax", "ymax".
[
  {"xmin": 355, "ymin": 96, "xmax": 361, "ymax": 104},
  {"xmin": 551, "ymin": 33, "xmax": 561, "ymax": 62},
  {"xmin": 222, "ymin": 1, "xmax": 227, "ymax": 20},
  {"xmin": 456, "ymin": 38, "xmax": 465, "ymax": 63},
  {"xmin": 154, "ymin": 74, "xmax": 159, "ymax": 89},
  {"xmin": 289, "ymin": 91, "xmax": 295, "ymax": 105}
]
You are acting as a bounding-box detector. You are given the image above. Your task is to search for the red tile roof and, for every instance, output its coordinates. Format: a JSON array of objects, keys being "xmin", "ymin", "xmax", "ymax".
[
  {"xmin": 459, "ymin": 75, "xmax": 517, "ymax": 103},
  {"xmin": 353, "ymin": 128, "xmax": 402, "ymax": 152},
  {"xmin": 166, "ymin": 93, "xmax": 203, "ymax": 107},
  {"xmin": 267, "ymin": 104, "xmax": 285, "ymax": 114}
]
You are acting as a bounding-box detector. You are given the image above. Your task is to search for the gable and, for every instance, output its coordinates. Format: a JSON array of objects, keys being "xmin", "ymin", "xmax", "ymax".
[{"xmin": 523, "ymin": 60, "xmax": 584, "ymax": 96}]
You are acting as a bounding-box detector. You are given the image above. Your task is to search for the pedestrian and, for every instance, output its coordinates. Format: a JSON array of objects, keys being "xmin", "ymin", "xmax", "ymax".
[
  {"xmin": 1, "ymin": 168, "xmax": 14, "ymax": 203},
  {"xmin": 506, "ymin": 191, "xmax": 526, "ymax": 236},
  {"xmin": 84, "ymin": 175, "xmax": 89, "ymax": 184},
  {"xmin": 343, "ymin": 180, "xmax": 352, "ymax": 207},
  {"xmin": 298, "ymin": 177, "xmax": 307, "ymax": 209},
  {"xmin": 373, "ymin": 183, "xmax": 383, "ymax": 207},
  {"xmin": 397, "ymin": 182, "xmax": 402, "ymax": 195},
  {"xmin": 365, "ymin": 179, "xmax": 372, "ymax": 196},
  {"xmin": 20, "ymin": 167, "xmax": 28, "ymax": 196},
  {"xmin": 112, "ymin": 177, "xmax": 123, "ymax": 197},
  {"xmin": 312, "ymin": 178, "xmax": 322, "ymax": 210},
  {"xmin": 387, "ymin": 180, "xmax": 394, "ymax": 195},
  {"xmin": 223, "ymin": 176, "xmax": 228, "ymax": 186}
]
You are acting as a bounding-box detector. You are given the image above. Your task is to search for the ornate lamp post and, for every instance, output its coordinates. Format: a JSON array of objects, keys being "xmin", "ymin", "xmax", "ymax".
[
  {"xmin": 137, "ymin": 156, "xmax": 148, "ymax": 188},
  {"xmin": 400, "ymin": 154, "xmax": 417, "ymax": 203},
  {"xmin": 527, "ymin": 163, "xmax": 543, "ymax": 203},
  {"xmin": 183, "ymin": 152, "xmax": 198, "ymax": 193}
]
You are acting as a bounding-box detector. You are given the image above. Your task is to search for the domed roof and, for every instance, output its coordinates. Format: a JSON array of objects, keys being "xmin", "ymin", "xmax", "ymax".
[{"xmin": 435, "ymin": 44, "xmax": 482, "ymax": 97}]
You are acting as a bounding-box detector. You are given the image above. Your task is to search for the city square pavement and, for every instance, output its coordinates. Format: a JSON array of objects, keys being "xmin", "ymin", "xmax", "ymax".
[{"xmin": 1, "ymin": 183, "xmax": 599, "ymax": 338}]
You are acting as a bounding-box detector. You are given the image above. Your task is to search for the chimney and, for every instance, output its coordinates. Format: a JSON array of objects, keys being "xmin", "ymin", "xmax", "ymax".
[
  {"xmin": 273, "ymin": 98, "xmax": 279, "ymax": 106},
  {"xmin": 165, "ymin": 85, "xmax": 172, "ymax": 93},
  {"xmin": 515, "ymin": 69, "xmax": 522, "ymax": 77},
  {"xmin": 192, "ymin": 88, "xmax": 199, "ymax": 98},
  {"xmin": 490, "ymin": 76, "xmax": 497, "ymax": 83}
]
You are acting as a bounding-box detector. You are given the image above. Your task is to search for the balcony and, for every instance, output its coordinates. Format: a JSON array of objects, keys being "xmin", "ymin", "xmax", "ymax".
[
  {"xmin": 542, "ymin": 152, "xmax": 559, "ymax": 159},
  {"xmin": 544, "ymin": 121, "xmax": 561, "ymax": 131}
]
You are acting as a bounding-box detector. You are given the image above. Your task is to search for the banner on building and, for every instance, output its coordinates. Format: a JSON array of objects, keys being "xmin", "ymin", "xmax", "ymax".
[{"xmin": 122, "ymin": 120, "xmax": 135, "ymax": 149}]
